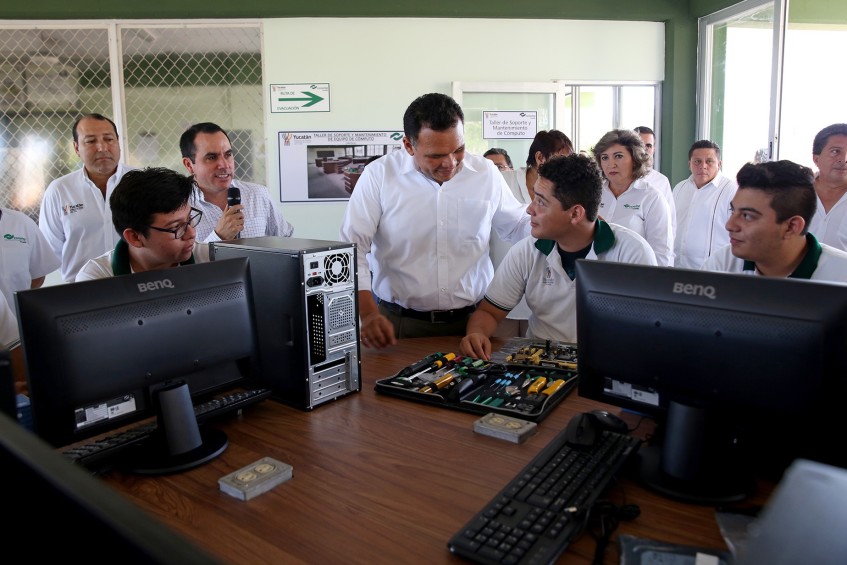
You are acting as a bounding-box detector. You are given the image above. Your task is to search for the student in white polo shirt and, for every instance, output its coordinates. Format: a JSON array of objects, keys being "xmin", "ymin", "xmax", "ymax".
[
  {"xmin": 76, "ymin": 167, "xmax": 209, "ymax": 281},
  {"xmin": 460, "ymin": 154, "xmax": 658, "ymax": 360},
  {"xmin": 703, "ymin": 160, "xmax": 847, "ymax": 282}
]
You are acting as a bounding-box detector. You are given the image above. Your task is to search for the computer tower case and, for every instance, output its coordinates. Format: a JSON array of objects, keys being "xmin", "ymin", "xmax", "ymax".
[{"xmin": 209, "ymin": 237, "xmax": 361, "ymax": 409}]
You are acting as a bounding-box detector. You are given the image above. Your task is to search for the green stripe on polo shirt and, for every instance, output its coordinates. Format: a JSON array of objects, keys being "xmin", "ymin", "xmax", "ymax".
[
  {"xmin": 534, "ymin": 219, "xmax": 616, "ymax": 256},
  {"xmin": 592, "ymin": 219, "xmax": 615, "ymax": 254},
  {"xmin": 110, "ymin": 238, "xmax": 196, "ymax": 276},
  {"xmin": 742, "ymin": 233, "xmax": 822, "ymax": 279}
]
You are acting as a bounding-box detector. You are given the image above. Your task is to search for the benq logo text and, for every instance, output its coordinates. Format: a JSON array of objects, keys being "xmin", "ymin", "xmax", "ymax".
[
  {"xmin": 138, "ymin": 279, "xmax": 175, "ymax": 293},
  {"xmin": 672, "ymin": 282, "xmax": 716, "ymax": 300}
]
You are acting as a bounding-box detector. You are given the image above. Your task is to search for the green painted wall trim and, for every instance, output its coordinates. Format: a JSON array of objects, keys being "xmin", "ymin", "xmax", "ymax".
[
  {"xmin": 692, "ymin": 0, "xmax": 847, "ymax": 22},
  {"xmin": 690, "ymin": 0, "xmax": 742, "ymax": 17},
  {"xmin": 2, "ymin": 1, "xmax": 685, "ymax": 21},
  {"xmin": 710, "ymin": 25, "xmax": 728, "ymax": 152},
  {"xmin": 661, "ymin": 15, "xmax": 699, "ymax": 184}
]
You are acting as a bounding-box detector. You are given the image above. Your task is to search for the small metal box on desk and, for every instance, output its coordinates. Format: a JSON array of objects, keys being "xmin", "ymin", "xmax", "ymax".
[{"xmin": 210, "ymin": 237, "xmax": 361, "ymax": 409}]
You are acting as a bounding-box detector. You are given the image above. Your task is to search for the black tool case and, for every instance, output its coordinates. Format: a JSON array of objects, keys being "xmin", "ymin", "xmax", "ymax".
[{"xmin": 374, "ymin": 339, "xmax": 578, "ymax": 422}]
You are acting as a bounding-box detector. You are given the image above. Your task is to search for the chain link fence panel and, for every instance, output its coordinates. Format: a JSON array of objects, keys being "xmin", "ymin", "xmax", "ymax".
[{"xmin": 0, "ymin": 22, "xmax": 263, "ymax": 221}]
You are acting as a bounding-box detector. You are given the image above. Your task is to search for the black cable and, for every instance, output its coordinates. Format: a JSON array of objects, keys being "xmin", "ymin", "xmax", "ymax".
[
  {"xmin": 585, "ymin": 479, "xmax": 641, "ymax": 565},
  {"xmin": 625, "ymin": 414, "xmax": 648, "ymax": 434}
]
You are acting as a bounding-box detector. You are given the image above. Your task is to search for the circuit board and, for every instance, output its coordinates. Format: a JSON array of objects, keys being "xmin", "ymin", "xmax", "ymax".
[{"xmin": 491, "ymin": 337, "xmax": 578, "ymax": 371}]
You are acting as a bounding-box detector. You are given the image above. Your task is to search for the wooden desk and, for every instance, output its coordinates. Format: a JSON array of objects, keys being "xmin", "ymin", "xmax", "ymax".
[{"xmin": 101, "ymin": 338, "xmax": 770, "ymax": 564}]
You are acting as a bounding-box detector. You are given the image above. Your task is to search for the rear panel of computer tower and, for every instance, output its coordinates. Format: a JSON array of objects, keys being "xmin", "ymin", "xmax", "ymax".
[{"xmin": 209, "ymin": 237, "xmax": 360, "ymax": 409}]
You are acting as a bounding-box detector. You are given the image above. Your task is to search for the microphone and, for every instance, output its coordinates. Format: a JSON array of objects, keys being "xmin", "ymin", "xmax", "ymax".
[
  {"xmin": 227, "ymin": 186, "xmax": 242, "ymax": 239},
  {"xmin": 227, "ymin": 186, "xmax": 241, "ymax": 207}
]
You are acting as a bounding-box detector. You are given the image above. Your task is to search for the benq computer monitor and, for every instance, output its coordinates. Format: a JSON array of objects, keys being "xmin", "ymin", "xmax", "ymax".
[
  {"xmin": 575, "ymin": 260, "xmax": 847, "ymax": 504},
  {"xmin": 15, "ymin": 258, "xmax": 258, "ymax": 474}
]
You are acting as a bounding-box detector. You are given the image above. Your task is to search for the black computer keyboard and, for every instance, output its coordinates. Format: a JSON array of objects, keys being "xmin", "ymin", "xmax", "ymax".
[
  {"xmin": 447, "ymin": 427, "xmax": 640, "ymax": 565},
  {"xmin": 61, "ymin": 387, "xmax": 272, "ymax": 472},
  {"xmin": 192, "ymin": 388, "xmax": 272, "ymax": 424}
]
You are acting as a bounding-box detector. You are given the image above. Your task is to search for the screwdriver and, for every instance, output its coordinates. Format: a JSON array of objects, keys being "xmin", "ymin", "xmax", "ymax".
[
  {"xmin": 541, "ymin": 379, "xmax": 567, "ymax": 397},
  {"xmin": 526, "ymin": 378, "xmax": 566, "ymax": 402},
  {"xmin": 526, "ymin": 377, "xmax": 548, "ymax": 396},
  {"xmin": 405, "ymin": 353, "xmax": 457, "ymax": 381},
  {"xmin": 396, "ymin": 352, "xmax": 443, "ymax": 379},
  {"xmin": 430, "ymin": 352, "xmax": 457, "ymax": 370},
  {"xmin": 418, "ymin": 371, "xmax": 458, "ymax": 394}
]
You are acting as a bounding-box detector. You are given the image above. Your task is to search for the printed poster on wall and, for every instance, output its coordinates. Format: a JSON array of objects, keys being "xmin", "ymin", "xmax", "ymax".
[{"xmin": 278, "ymin": 131, "xmax": 404, "ymax": 202}]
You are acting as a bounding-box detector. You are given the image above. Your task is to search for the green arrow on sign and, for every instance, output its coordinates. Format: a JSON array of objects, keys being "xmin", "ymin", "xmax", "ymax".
[{"xmin": 278, "ymin": 91, "xmax": 324, "ymax": 107}]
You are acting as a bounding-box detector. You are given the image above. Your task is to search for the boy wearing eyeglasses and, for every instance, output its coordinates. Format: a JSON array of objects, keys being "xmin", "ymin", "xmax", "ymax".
[{"xmin": 75, "ymin": 167, "xmax": 209, "ymax": 281}]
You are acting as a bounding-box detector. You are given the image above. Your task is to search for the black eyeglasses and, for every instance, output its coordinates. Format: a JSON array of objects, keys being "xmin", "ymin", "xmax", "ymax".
[{"xmin": 147, "ymin": 208, "xmax": 203, "ymax": 239}]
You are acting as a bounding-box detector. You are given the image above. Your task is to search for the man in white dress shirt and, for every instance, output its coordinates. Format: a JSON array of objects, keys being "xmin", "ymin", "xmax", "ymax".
[
  {"xmin": 673, "ymin": 140, "xmax": 738, "ymax": 269},
  {"xmin": 339, "ymin": 93, "xmax": 530, "ymax": 347},
  {"xmin": 807, "ymin": 123, "xmax": 847, "ymax": 251},
  {"xmin": 180, "ymin": 122, "xmax": 293, "ymax": 243}
]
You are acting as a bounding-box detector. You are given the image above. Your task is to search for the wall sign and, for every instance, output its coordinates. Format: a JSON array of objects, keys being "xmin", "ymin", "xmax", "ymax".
[
  {"xmin": 270, "ymin": 83, "xmax": 330, "ymax": 113},
  {"xmin": 483, "ymin": 111, "xmax": 537, "ymax": 139},
  {"xmin": 278, "ymin": 131, "xmax": 404, "ymax": 202}
]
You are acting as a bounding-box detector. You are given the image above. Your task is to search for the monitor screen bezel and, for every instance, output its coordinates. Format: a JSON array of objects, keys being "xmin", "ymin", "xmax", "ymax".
[
  {"xmin": 16, "ymin": 258, "xmax": 259, "ymax": 449},
  {"xmin": 575, "ymin": 261, "xmax": 847, "ymax": 419},
  {"xmin": 574, "ymin": 260, "xmax": 847, "ymax": 501}
]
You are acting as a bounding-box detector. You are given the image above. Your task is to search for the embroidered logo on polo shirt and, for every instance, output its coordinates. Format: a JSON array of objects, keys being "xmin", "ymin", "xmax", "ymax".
[
  {"xmin": 3, "ymin": 233, "xmax": 26, "ymax": 243},
  {"xmin": 542, "ymin": 266, "xmax": 554, "ymax": 286},
  {"xmin": 623, "ymin": 204, "xmax": 641, "ymax": 210},
  {"xmin": 62, "ymin": 203, "xmax": 84, "ymax": 215}
]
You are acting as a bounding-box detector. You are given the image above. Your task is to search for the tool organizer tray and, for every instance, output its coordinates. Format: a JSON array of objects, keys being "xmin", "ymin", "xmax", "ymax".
[{"xmin": 374, "ymin": 338, "xmax": 578, "ymax": 422}]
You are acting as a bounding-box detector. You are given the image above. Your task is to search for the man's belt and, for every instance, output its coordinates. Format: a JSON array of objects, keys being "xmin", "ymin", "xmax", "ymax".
[{"xmin": 378, "ymin": 300, "xmax": 476, "ymax": 324}]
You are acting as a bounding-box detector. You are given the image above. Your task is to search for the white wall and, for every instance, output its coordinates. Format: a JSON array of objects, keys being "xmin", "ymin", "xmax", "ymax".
[{"xmin": 262, "ymin": 17, "xmax": 664, "ymax": 241}]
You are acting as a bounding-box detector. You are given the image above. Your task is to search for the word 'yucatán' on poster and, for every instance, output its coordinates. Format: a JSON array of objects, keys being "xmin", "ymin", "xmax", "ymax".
[{"xmin": 278, "ymin": 131, "xmax": 404, "ymax": 202}]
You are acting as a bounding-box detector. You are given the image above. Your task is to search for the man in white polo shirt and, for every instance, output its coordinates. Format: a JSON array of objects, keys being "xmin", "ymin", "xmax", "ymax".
[
  {"xmin": 38, "ymin": 113, "xmax": 135, "ymax": 282},
  {"xmin": 703, "ymin": 160, "xmax": 847, "ymax": 282},
  {"xmin": 0, "ymin": 292, "xmax": 18, "ymax": 351},
  {"xmin": 460, "ymin": 154, "xmax": 658, "ymax": 360},
  {"xmin": 0, "ymin": 206, "xmax": 59, "ymax": 314}
]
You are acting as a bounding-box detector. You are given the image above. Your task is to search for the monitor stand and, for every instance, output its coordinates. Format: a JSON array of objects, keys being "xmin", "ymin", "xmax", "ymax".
[
  {"xmin": 122, "ymin": 382, "xmax": 228, "ymax": 475},
  {"xmin": 637, "ymin": 401, "xmax": 753, "ymax": 505}
]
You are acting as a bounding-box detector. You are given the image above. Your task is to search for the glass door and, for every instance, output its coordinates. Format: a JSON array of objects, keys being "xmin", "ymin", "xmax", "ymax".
[
  {"xmin": 452, "ymin": 82, "xmax": 568, "ymax": 171},
  {"xmin": 698, "ymin": 0, "xmax": 784, "ymax": 179},
  {"xmin": 454, "ymin": 81, "xmax": 660, "ymax": 169},
  {"xmin": 778, "ymin": 12, "xmax": 847, "ymax": 169}
]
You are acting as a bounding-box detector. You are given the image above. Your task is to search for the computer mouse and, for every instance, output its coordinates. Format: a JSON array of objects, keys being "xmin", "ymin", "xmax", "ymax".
[
  {"xmin": 589, "ymin": 409, "xmax": 629, "ymax": 434},
  {"xmin": 563, "ymin": 412, "xmax": 600, "ymax": 448}
]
